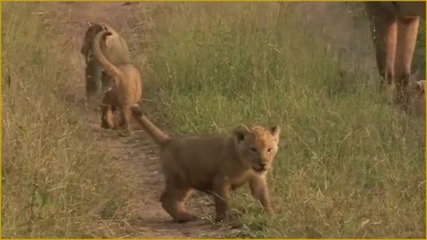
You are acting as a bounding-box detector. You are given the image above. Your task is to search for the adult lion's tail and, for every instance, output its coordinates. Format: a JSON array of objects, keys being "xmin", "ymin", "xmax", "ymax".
[
  {"xmin": 92, "ymin": 30, "xmax": 122, "ymax": 79},
  {"xmin": 131, "ymin": 105, "xmax": 172, "ymax": 148}
]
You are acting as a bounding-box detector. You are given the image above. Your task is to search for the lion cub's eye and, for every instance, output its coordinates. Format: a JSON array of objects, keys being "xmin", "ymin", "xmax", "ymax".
[
  {"xmin": 249, "ymin": 147, "xmax": 257, "ymax": 153},
  {"xmin": 267, "ymin": 148, "xmax": 273, "ymax": 153}
]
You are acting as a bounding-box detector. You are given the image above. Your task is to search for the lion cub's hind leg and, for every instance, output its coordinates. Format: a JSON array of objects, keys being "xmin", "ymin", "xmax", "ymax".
[
  {"xmin": 160, "ymin": 178, "xmax": 196, "ymax": 223},
  {"xmin": 100, "ymin": 89, "xmax": 118, "ymax": 129},
  {"xmin": 101, "ymin": 105, "xmax": 116, "ymax": 129},
  {"xmin": 118, "ymin": 107, "xmax": 133, "ymax": 135}
]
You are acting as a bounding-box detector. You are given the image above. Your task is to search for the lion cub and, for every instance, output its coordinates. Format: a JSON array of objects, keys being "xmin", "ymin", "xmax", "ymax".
[
  {"xmin": 81, "ymin": 22, "xmax": 130, "ymax": 104},
  {"xmin": 130, "ymin": 106, "xmax": 281, "ymax": 223},
  {"xmin": 92, "ymin": 30, "xmax": 143, "ymax": 134}
]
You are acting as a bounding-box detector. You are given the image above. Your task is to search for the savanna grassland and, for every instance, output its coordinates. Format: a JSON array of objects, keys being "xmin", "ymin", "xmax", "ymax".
[
  {"xmin": 1, "ymin": 2, "xmax": 138, "ymax": 237},
  {"xmin": 2, "ymin": 2, "xmax": 425, "ymax": 238}
]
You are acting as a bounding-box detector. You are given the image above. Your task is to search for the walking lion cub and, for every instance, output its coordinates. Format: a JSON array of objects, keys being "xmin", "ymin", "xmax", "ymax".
[
  {"xmin": 92, "ymin": 30, "xmax": 143, "ymax": 134},
  {"xmin": 130, "ymin": 105, "xmax": 281, "ymax": 223},
  {"xmin": 81, "ymin": 22, "xmax": 130, "ymax": 104}
]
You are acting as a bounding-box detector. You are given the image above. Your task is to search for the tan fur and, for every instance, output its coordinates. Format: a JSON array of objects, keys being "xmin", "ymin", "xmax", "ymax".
[
  {"xmin": 407, "ymin": 80, "xmax": 426, "ymax": 116},
  {"xmin": 93, "ymin": 31, "xmax": 143, "ymax": 134},
  {"xmin": 130, "ymin": 106, "xmax": 281, "ymax": 223},
  {"xmin": 81, "ymin": 22, "xmax": 130, "ymax": 104},
  {"xmin": 100, "ymin": 88, "xmax": 117, "ymax": 129},
  {"xmin": 364, "ymin": 2, "xmax": 425, "ymax": 106}
]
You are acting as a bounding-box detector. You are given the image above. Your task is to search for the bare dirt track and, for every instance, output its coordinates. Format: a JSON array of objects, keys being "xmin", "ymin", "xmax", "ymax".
[{"xmin": 45, "ymin": 2, "xmax": 231, "ymax": 238}]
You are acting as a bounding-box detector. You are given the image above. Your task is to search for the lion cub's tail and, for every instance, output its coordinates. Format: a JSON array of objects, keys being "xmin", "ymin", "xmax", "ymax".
[
  {"xmin": 92, "ymin": 30, "xmax": 122, "ymax": 80},
  {"xmin": 130, "ymin": 105, "xmax": 171, "ymax": 148}
]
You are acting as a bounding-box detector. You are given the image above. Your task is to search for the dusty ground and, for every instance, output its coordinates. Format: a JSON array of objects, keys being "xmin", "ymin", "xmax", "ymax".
[{"xmin": 47, "ymin": 2, "xmax": 232, "ymax": 238}]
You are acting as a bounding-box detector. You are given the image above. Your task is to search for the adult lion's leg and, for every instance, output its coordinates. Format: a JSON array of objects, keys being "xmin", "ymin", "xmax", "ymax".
[
  {"xmin": 394, "ymin": 16, "xmax": 420, "ymax": 106},
  {"xmin": 364, "ymin": 3, "xmax": 397, "ymax": 91}
]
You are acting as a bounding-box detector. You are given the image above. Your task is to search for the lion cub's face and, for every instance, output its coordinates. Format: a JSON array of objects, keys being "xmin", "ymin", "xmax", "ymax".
[{"xmin": 234, "ymin": 125, "xmax": 281, "ymax": 173}]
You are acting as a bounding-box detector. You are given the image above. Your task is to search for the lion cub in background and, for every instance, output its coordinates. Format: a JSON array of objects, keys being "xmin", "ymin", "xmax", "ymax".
[
  {"xmin": 92, "ymin": 30, "xmax": 143, "ymax": 134},
  {"xmin": 130, "ymin": 105, "xmax": 281, "ymax": 223},
  {"xmin": 81, "ymin": 22, "xmax": 130, "ymax": 104}
]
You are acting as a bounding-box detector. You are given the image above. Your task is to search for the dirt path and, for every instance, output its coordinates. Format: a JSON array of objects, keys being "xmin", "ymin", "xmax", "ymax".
[{"xmin": 46, "ymin": 2, "xmax": 231, "ymax": 238}]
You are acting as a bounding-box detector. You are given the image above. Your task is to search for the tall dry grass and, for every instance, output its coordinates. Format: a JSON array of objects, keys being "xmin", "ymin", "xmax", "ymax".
[{"xmin": 2, "ymin": 3, "xmax": 136, "ymax": 237}]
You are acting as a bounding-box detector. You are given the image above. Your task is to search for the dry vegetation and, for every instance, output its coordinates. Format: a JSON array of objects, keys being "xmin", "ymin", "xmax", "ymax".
[
  {"xmin": 2, "ymin": 2, "xmax": 425, "ymax": 238},
  {"xmin": 2, "ymin": 3, "xmax": 137, "ymax": 237}
]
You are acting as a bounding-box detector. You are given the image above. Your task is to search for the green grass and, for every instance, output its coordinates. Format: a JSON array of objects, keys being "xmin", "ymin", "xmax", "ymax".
[
  {"xmin": 2, "ymin": 3, "xmax": 135, "ymax": 237},
  {"xmin": 137, "ymin": 2, "xmax": 425, "ymax": 238}
]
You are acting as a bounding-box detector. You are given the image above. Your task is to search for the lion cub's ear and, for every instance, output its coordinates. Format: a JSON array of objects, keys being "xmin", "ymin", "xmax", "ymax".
[
  {"xmin": 233, "ymin": 124, "xmax": 250, "ymax": 142},
  {"xmin": 269, "ymin": 126, "xmax": 281, "ymax": 139}
]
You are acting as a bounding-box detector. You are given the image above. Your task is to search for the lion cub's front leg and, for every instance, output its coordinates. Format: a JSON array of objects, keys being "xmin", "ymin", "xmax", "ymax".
[
  {"xmin": 249, "ymin": 175, "xmax": 273, "ymax": 213},
  {"xmin": 212, "ymin": 177, "xmax": 233, "ymax": 222}
]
